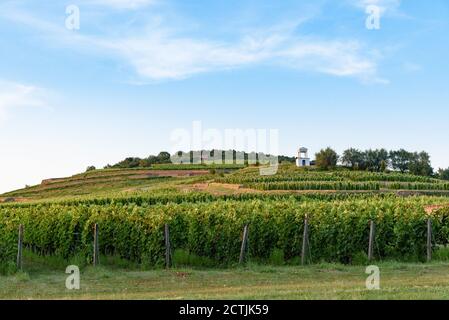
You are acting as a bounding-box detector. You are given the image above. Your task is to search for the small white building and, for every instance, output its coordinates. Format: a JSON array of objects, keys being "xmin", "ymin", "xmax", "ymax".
[{"xmin": 296, "ymin": 147, "xmax": 311, "ymax": 167}]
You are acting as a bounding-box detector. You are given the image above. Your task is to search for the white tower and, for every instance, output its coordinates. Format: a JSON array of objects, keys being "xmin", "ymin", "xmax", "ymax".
[{"xmin": 296, "ymin": 147, "xmax": 311, "ymax": 167}]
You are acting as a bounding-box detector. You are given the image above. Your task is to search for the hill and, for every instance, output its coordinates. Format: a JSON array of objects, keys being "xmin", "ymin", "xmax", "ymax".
[
  {"xmin": 2, "ymin": 162, "xmax": 449, "ymax": 282},
  {"xmin": 2, "ymin": 163, "xmax": 448, "ymax": 203},
  {"xmin": 0, "ymin": 164, "xmax": 243, "ymax": 202},
  {"xmin": 216, "ymin": 164, "xmax": 449, "ymax": 192}
]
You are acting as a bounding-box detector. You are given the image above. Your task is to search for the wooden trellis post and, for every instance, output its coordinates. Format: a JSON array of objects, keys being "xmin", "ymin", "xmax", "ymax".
[
  {"xmin": 301, "ymin": 215, "xmax": 309, "ymax": 265},
  {"xmin": 165, "ymin": 224, "xmax": 171, "ymax": 269},
  {"xmin": 239, "ymin": 224, "xmax": 249, "ymax": 264},
  {"xmin": 17, "ymin": 224, "xmax": 24, "ymax": 270},
  {"xmin": 368, "ymin": 221, "xmax": 375, "ymax": 262},
  {"xmin": 427, "ymin": 219, "xmax": 432, "ymax": 262},
  {"xmin": 93, "ymin": 224, "xmax": 100, "ymax": 266}
]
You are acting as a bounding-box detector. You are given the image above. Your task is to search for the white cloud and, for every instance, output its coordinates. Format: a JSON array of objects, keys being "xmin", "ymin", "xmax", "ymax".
[
  {"xmin": 0, "ymin": 7, "xmax": 384, "ymax": 83},
  {"xmin": 87, "ymin": 0, "xmax": 156, "ymax": 9},
  {"xmin": 94, "ymin": 25, "xmax": 381, "ymax": 82},
  {"xmin": 0, "ymin": 81, "xmax": 48, "ymax": 123},
  {"xmin": 279, "ymin": 40, "xmax": 379, "ymax": 78}
]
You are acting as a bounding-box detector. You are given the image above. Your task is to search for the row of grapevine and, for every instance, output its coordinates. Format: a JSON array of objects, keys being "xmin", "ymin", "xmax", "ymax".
[
  {"xmin": 387, "ymin": 183, "xmax": 449, "ymax": 190},
  {"xmin": 0, "ymin": 191, "xmax": 389, "ymax": 209},
  {"xmin": 244, "ymin": 182, "xmax": 381, "ymax": 191},
  {"xmin": 244, "ymin": 181, "xmax": 449, "ymax": 191},
  {"xmin": 218, "ymin": 169, "xmax": 440, "ymax": 184},
  {"xmin": 1, "ymin": 196, "xmax": 449, "ymax": 265}
]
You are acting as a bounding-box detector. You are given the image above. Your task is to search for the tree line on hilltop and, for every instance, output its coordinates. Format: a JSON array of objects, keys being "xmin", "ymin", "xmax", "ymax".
[
  {"xmin": 315, "ymin": 147, "xmax": 449, "ymax": 179},
  {"xmin": 93, "ymin": 150, "xmax": 295, "ymax": 171},
  {"xmin": 86, "ymin": 148, "xmax": 449, "ymax": 181}
]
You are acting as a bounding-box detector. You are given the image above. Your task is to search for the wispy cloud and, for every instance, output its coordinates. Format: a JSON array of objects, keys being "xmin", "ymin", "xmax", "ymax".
[
  {"xmin": 0, "ymin": 81, "xmax": 48, "ymax": 123},
  {"xmin": 101, "ymin": 29, "xmax": 381, "ymax": 82},
  {"xmin": 0, "ymin": 4, "xmax": 385, "ymax": 83}
]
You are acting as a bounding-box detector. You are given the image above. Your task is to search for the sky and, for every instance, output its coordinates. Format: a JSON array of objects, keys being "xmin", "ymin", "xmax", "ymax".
[{"xmin": 0, "ymin": 0, "xmax": 448, "ymax": 193}]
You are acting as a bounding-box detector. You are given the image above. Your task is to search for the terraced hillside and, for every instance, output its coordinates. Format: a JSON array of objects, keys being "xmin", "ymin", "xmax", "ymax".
[
  {"xmin": 216, "ymin": 165, "xmax": 449, "ymax": 194},
  {"xmin": 3, "ymin": 163, "xmax": 449, "ymax": 203},
  {"xmin": 0, "ymin": 164, "xmax": 243, "ymax": 202}
]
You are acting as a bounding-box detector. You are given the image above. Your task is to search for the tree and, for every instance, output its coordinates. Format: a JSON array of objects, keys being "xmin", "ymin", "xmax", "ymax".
[
  {"xmin": 341, "ymin": 148, "xmax": 364, "ymax": 169},
  {"xmin": 389, "ymin": 149, "xmax": 413, "ymax": 173},
  {"xmin": 315, "ymin": 147, "xmax": 339, "ymax": 170},
  {"xmin": 112, "ymin": 157, "xmax": 141, "ymax": 168},
  {"xmin": 409, "ymin": 151, "xmax": 433, "ymax": 176},
  {"xmin": 147, "ymin": 155, "xmax": 158, "ymax": 164},
  {"xmin": 86, "ymin": 166, "xmax": 96, "ymax": 172},
  {"xmin": 139, "ymin": 159, "xmax": 152, "ymax": 167},
  {"xmin": 438, "ymin": 168, "xmax": 449, "ymax": 180},
  {"xmin": 156, "ymin": 152, "xmax": 171, "ymax": 163},
  {"xmin": 364, "ymin": 149, "xmax": 389, "ymax": 172},
  {"xmin": 380, "ymin": 160, "xmax": 387, "ymax": 172}
]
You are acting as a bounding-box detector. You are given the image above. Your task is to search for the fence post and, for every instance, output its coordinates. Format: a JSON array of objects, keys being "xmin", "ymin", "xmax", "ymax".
[
  {"xmin": 165, "ymin": 224, "xmax": 171, "ymax": 269},
  {"xmin": 93, "ymin": 224, "xmax": 99, "ymax": 266},
  {"xmin": 301, "ymin": 216, "xmax": 309, "ymax": 265},
  {"xmin": 368, "ymin": 220, "xmax": 375, "ymax": 262},
  {"xmin": 17, "ymin": 224, "xmax": 24, "ymax": 270},
  {"xmin": 427, "ymin": 219, "xmax": 432, "ymax": 262},
  {"xmin": 239, "ymin": 224, "xmax": 249, "ymax": 264}
]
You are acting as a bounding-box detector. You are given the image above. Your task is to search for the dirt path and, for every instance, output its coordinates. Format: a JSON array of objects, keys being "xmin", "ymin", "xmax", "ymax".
[{"xmin": 425, "ymin": 204, "xmax": 449, "ymax": 214}]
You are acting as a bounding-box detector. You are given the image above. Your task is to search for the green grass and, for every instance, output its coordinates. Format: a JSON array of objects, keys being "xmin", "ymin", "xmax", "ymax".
[{"xmin": 3, "ymin": 253, "xmax": 449, "ymax": 299}]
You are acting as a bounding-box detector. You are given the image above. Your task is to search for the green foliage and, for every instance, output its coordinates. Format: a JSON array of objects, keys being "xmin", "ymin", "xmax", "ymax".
[
  {"xmin": 409, "ymin": 151, "xmax": 433, "ymax": 177},
  {"xmin": 380, "ymin": 160, "xmax": 387, "ymax": 173},
  {"xmin": 439, "ymin": 168, "xmax": 449, "ymax": 181},
  {"xmin": 111, "ymin": 151, "xmax": 173, "ymax": 169},
  {"xmin": 315, "ymin": 148, "xmax": 339, "ymax": 170},
  {"xmin": 1, "ymin": 196, "xmax": 448, "ymax": 266},
  {"xmin": 341, "ymin": 148, "xmax": 364, "ymax": 169},
  {"xmin": 390, "ymin": 149, "xmax": 413, "ymax": 173},
  {"xmin": 0, "ymin": 218, "xmax": 18, "ymax": 269},
  {"xmin": 218, "ymin": 165, "xmax": 444, "ymax": 191},
  {"xmin": 364, "ymin": 149, "xmax": 389, "ymax": 172},
  {"xmin": 109, "ymin": 149, "xmax": 295, "ymax": 169},
  {"xmin": 245, "ymin": 181, "xmax": 449, "ymax": 191},
  {"xmin": 268, "ymin": 249, "xmax": 285, "ymax": 265},
  {"xmin": 339, "ymin": 148, "xmax": 434, "ymax": 177},
  {"xmin": 245, "ymin": 181, "xmax": 381, "ymax": 191}
]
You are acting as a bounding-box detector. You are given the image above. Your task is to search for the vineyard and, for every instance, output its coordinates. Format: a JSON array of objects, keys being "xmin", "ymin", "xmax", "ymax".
[
  {"xmin": 243, "ymin": 181, "xmax": 449, "ymax": 191},
  {"xmin": 2, "ymin": 164, "xmax": 449, "ymax": 272},
  {"xmin": 2, "ymin": 194, "xmax": 449, "ymax": 268},
  {"xmin": 217, "ymin": 166, "xmax": 449, "ymax": 192}
]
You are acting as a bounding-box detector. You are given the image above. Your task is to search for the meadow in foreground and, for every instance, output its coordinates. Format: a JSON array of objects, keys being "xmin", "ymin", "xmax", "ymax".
[{"xmin": 3, "ymin": 253, "xmax": 449, "ymax": 300}]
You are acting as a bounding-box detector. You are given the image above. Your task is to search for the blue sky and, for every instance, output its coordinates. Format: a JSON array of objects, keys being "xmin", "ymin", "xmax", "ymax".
[{"xmin": 0, "ymin": 0, "xmax": 448, "ymax": 193}]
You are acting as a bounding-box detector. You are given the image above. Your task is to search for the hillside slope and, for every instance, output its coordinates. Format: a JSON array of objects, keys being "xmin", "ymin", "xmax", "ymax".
[
  {"xmin": 0, "ymin": 166, "xmax": 220, "ymax": 201},
  {"xmin": 2, "ymin": 163, "xmax": 448, "ymax": 203}
]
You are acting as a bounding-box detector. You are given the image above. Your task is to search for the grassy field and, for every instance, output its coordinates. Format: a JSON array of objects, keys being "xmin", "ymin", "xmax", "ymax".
[{"xmin": 3, "ymin": 256, "xmax": 449, "ymax": 300}]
